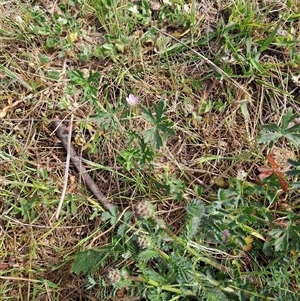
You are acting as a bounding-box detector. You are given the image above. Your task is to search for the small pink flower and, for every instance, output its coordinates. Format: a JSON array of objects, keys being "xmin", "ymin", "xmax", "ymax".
[
  {"xmin": 126, "ymin": 94, "xmax": 138, "ymax": 106},
  {"xmin": 222, "ymin": 229, "xmax": 230, "ymax": 237}
]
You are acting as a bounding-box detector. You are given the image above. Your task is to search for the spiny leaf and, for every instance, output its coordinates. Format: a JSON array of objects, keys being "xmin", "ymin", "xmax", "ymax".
[{"xmin": 138, "ymin": 249, "xmax": 159, "ymax": 263}]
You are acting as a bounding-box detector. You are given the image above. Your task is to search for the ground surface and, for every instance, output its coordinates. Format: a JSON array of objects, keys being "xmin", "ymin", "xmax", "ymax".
[{"xmin": 0, "ymin": 1, "xmax": 300, "ymax": 300}]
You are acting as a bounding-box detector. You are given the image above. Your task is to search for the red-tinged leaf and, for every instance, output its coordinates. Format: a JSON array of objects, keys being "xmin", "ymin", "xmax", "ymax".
[
  {"xmin": 257, "ymin": 166, "xmax": 273, "ymax": 180},
  {"xmin": 267, "ymin": 154, "xmax": 280, "ymax": 169},
  {"xmin": 274, "ymin": 169, "xmax": 288, "ymax": 193},
  {"xmin": 259, "ymin": 154, "xmax": 289, "ymax": 193}
]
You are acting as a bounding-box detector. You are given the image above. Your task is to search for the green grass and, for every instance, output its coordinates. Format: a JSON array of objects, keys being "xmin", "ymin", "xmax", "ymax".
[{"xmin": 1, "ymin": 0, "xmax": 300, "ymax": 300}]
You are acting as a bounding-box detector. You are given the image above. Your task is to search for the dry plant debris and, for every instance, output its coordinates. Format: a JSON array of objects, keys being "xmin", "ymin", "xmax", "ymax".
[{"xmin": 1, "ymin": 0, "xmax": 300, "ymax": 300}]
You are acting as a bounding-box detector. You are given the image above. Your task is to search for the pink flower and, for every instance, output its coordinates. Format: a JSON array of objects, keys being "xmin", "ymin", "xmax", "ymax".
[
  {"xmin": 222, "ymin": 229, "xmax": 230, "ymax": 237},
  {"xmin": 126, "ymin": 94, "xmax": 138, "ymax": 106}
]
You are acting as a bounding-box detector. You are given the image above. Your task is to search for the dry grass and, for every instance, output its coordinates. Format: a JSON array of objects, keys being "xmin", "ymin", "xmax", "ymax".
[{"xmin": 1, "ymin": 0, "xmax": 300, "ymax": 300}]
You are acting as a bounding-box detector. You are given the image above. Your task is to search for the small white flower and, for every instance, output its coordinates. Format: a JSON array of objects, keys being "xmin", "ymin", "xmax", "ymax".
[
  {"xmin": 128, "ymin": 5, "xmax": 139, "ymax": 15},
  {"xmin": 236, "ymin": 169, "xmax": 247, "ymax": 181},
  {"xmin": 15, "ymin": 16, "xmax": 23, "ymax": 23},
  {"xmin": 126, "ymin": 94, "xmax": 138, "ymax": 106},
  {"xmin": 183, "ymin": 4, "xmax": 190, "ymax": 13}
]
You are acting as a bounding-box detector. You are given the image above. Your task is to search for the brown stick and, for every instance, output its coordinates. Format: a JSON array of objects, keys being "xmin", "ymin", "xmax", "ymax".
[{"xmin": 52, "ymin": 120, "xmax": 116, "ymax": 212}]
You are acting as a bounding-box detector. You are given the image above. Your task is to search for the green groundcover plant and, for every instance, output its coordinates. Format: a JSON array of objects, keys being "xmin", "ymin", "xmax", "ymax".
[
  {"xmin": 71, "ymin": 107, "xmax": 300, "ymax": 301},
  {"xmin": 1, "ymin": 0, "xmax": 300, "ymax": 300}
]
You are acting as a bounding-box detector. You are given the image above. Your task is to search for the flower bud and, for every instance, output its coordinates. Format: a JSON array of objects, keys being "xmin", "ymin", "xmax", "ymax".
[
  {"xmin": 104, "ymin": 267, "xmax": 121, "ymax": 284},
  {"xmin": 126, "ymin": 94, "xmax": 138, "ymax": 106},
  {"xmin": 136, "ymin": 234, "xmax": 151, "ymax": 249},
  {"xmin": 134, "ymin": 201, "xmax": 152, "ymax": 219}
]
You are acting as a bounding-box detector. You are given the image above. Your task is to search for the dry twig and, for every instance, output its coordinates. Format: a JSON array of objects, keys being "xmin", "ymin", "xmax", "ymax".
[
  {"xmin": 55, "ymin": 114, "xmax": 73, "ymax": 219},
  {"xmin": 52, "ymin": 119, "xmax": 116, "ymax": 213}
]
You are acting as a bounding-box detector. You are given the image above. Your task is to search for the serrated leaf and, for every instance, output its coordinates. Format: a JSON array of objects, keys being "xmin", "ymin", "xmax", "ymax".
[
  {"xmin": 142, "ymin": 101, "xmax": 175, "ymax": 149},
  {"xmin": 101, "ymin": 206, "xmax": 119, "ymax": 225},
  {"xmin": 286, "ymin": 123, "xmax": 300, "ymax": 133},
  {"xmin": 272, "ymin": 231, "xmax": 288, "ymax": 252},
  {"xmin": 117, "ymin": 223, "xmax": 129, "ymax": 236},
  {"xmin": 185, "ymin": 201, "xmax": 204, "ymax": 238},
  {"xmin": 138, "ymin": 249, "xmax": 159, "ymax": 263},
  {"xmin": 155, "ymin": 100, "xmax": 167, "ymax": 121},
  {"xmin": 143, "ymin": 128, "xmax": 163, "ymax": 149},
  {"xmin": 281, "ymin": 108, "xmax": 297, "ymax": 131},
  {"xmin": 144, "ymin": 267, "xmax": 168, "ymax": 284},
  {"xmin": 291, "ymin": 182, "xmax": 300, "ymax": 188},
  {"xmin": 164, "ymin": 126, "xmax": 176, "ymax": 136},
  {"xmin": 286, "ymin": 170, "xmax": 300, "ymax": 176},
  {"xmin": 268, "ymin": 216, "xmax": 300, "ymax": 252},
  {"xmin": 91, "ymin": 110, "xmax": 118, "ymax": 130},
  {"xmin": 141, "ymin": 106, "xmax": 156, "ymax": 124},
  {"xmin": 123, "ymin": 211, "xmax": 133, "ymax": 223},
  {"xmin": 284, "ymin": 133, "xmax": 300, "ymax": 147},
  {"xmin": 203, "ymin": 288, "xmax": 228, "ymax": 301},
  {"xmin": 71, "ymin": 249, "xmax": 108, "ymax": 274},
  {"xmin": 258, "ymin": 132, "xmax": 282, "ymax": 145},
  {"xmin": 287, "ymin": 159, "xmax": 300, "ymax": 167},
  {"xmin": 261, "ymin": 123, "xmax": 281, "ymax": 132},
  {"xmin": 186, "ymin": 200, "xmax": 205, "ymax": 216}
]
